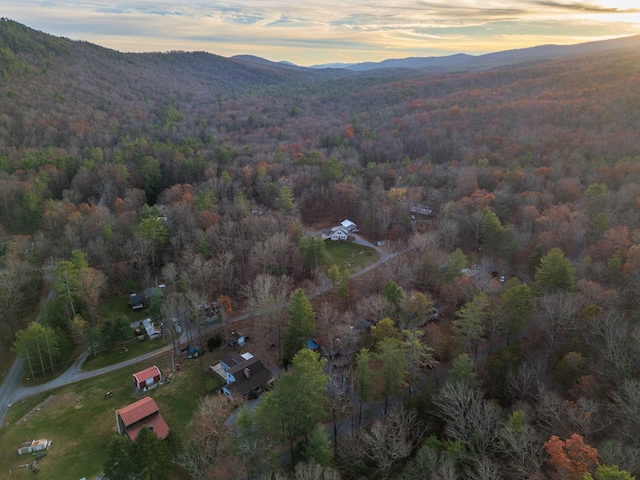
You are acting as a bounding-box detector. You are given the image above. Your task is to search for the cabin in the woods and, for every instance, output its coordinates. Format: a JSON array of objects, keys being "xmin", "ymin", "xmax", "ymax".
[{"xmin": 128, "ymin": 285, "xmax": 165, "ymax": 310}]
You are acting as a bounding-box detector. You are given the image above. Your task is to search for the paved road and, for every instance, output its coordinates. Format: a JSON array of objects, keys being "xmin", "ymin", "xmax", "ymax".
[
  {"xmin": 0, "ymin": 358, "xmax": 24, "ymax": 423},
  {"xmin": 0, "ymin": 287, "xmax": 56, "ymax": 426},
  {"xmin": 0, "ymin": 234, "xmax": 398, "ymax": 425}
]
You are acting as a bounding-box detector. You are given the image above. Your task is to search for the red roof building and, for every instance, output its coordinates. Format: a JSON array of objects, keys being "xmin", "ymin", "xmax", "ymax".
[
  {"xmin": 115, "ymin": 397, "xmax": 169, "ymax": 441},
  {"xmin": 132, "ymin": 365, "xmax": 162, "ymax": 391}
]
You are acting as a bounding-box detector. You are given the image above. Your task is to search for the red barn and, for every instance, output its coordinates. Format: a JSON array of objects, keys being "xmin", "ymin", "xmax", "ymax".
[
  {"xmin": 115, "ymin": 397, "xmax": 169, "ymax": 441},
  {"xmin": 132, "ymin": 365, "xmax": 162, "ymax": 392}
]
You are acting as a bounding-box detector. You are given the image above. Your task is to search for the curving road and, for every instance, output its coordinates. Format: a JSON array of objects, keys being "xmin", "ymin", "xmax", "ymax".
[{"xmin": 0, "ymin": 233, "xmax": 400, "ymax": 425}]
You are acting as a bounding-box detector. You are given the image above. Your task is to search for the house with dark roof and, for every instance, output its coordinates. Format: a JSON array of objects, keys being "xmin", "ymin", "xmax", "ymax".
[
  {"xmin": 128, "ymin": 285, "xmax": 165, "ymax": 310},
  {"xmin": 210, "ymin": 352, "xmax": 274, "ymax": 402},
  {"xmin": 115, "ymin": 397, "xmax": 169, "ymax": 441}
]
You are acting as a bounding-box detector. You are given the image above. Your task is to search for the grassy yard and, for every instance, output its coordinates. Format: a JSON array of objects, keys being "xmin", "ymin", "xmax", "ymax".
[
  {"xmin": 79, "ymin": 293, "xmax": 168, "ymax": 371},
  {"xmin": 98, "ymin": 293, "xmax": 149, "ymax": 323},
  {"xmin": 322, "ymin": 240, "xmax": 379, "ymax": 274},
  {"xmin": 82, "ymin": 336, "xmax": 169, "ymax": 371},
  {"xmin": 0, "ymin": 348, "xmax": 225, "ymax": 480}
]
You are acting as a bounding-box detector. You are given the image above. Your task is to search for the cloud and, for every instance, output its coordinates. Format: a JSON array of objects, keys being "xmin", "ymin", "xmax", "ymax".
[
  {"xmin": 2, "ymin": 1, "xmax": 639, "ymax": 65},
  {"xmin": 534, "ymin": 1, "xmax": 640, "ymax": 14}
]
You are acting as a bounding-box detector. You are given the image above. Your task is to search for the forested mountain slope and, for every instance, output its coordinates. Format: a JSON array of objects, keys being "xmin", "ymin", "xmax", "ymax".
[{"xmin": 0, "ymin": 18, "xmax": 325, "ymax": 150}]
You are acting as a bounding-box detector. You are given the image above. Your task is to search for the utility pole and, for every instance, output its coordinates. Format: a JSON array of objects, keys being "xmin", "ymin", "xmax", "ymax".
[
  {"xmin": 63, "ymin": 271, "xmax": 76, "ymax": 317},
  {"xmin": 44, "ymin": 332, "xmax": 55, "ymax": 375},
  {"xmin": 35, "ymin": 336, "xmax": 46, "ymax": 377},
  {"xmin": 24, "ymin": 345, "xmax": 35, "ymax": 379}
]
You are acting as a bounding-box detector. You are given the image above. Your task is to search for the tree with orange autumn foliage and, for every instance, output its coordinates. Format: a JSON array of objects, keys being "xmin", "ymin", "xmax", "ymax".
[
  {"xmin": 217, "ymin": 294, "xmax": 233, "ymax": 316},
  {"xmin": 544, "ymin": 433, "xmax": 598, "ymax": 480}
]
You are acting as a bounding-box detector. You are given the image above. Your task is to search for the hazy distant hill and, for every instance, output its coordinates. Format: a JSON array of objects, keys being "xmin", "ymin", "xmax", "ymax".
[{"xmin": 310, "ymin": 34, "xmax": 640, "ymax": 72}]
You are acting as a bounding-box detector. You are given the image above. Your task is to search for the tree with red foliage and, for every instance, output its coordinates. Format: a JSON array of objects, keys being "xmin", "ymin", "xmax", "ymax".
[{"xmin": 544, "ymin": 433, "xmax": 599, "ymax": 480}]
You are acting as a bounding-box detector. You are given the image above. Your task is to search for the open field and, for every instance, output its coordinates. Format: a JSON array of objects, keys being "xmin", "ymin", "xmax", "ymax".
[
  {"xmin": 323, "ymin": 241, "xmax": 379, "ymax": 274},
  {"xmin": 0, "ymin": 348, "xmax": 225, "ymax": 480}
]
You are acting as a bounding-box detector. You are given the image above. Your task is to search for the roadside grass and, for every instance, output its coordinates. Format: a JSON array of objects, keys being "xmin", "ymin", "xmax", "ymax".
[
  {"xmin": 322, "ymin": 240, "xmax": 379, "ymax": 274},
  {"xmin": 0, "ymin": 348, "xmax": 225, "ymax": 480},
  {"xmin": 82, "ymin": 336, "xmax": 168, "ymax": 371}
]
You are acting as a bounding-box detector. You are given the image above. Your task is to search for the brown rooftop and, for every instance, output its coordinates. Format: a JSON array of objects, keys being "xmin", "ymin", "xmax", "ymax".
[
  {"xmin": 116, "ymin": 397, "xmax": 169, "ymax": 441},
  {"xmin": 132, "ymin": 366, "xmax": 161, "ymax": 383},
  {"xmin": 117, "ymin": 397, "xmax": 160, "ymax": 426}
]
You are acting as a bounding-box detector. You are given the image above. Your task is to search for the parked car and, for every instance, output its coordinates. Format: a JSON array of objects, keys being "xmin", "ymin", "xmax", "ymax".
[{"xmin": 172, "ymin": 318, "xmax": 183, "ymax": 334}]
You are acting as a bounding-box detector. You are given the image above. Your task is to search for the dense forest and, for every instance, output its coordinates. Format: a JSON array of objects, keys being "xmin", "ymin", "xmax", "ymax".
[{"xmin": 3, "ymin": 17, "xmax": 640, "ymax": 479}]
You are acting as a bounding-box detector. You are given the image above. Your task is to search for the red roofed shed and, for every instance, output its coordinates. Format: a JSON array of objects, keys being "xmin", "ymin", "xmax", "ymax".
[
  {"xmin": 132, "ymin": 365, "xmax": 162, "ymax": 391},
  {"xmin": 115, "ymin": 397, "xmax": 169, "ymax": 441}
]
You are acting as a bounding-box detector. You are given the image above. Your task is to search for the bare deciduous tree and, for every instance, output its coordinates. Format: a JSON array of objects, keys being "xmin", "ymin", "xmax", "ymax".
[
  {"xmin": 0, "ymin": 258, "xmax": 32, "ymax": 341},
  {"xmin": 473, "ymin": 456, "xmax": 502, "ymax": 480},
  {"xmin": 361, "ymin": 408, "xmax": 424, "ymax": 479},
  {"xmin": 610, "ymin": 379, "xmax": 640, "ymax": 444},
  {"xmin": 355, "ymin": 294, "xmax": 391, "ymax": 325},
  {"xmin": 175, "ymin": 395, "xmax": 240, "ymax": 480},
  {"xmin": 433, "ymin": 381, "xmax": 502, "ymax": 457},
  {"xmin": 506, "ymin": 358, "xmax": 546, "ymax": 404},
  {"xmin": 498, "ymin": 410, "xmax": 543, "ymax": 480},
  {"xmin": 326, "ymin": 372, "xmax": 352, "ymax": 457},
  {"xmin": 78, "ymin": 266, "xmax": 106, "ymax": 327},
  {"xmin": 585, "ymin": 311, "xmax": 632, "ymax": 381},
  {"xmin": 211, "ymin": 250, "xmax": 236, "ymax": 296},
  {"xmin": 536, "ymin": 292, "xmax": 580, "ymax": 365},
  {"xmin": 287, "ymin": 462, "xmax": 342, "ymax": 480},
  {"xmin": 241, "ymin": 273, "xmax": 292, "ymax": 350},
  {"xmin": 533, "ymin": 388, "xmax": 567, "ymax": 437}
]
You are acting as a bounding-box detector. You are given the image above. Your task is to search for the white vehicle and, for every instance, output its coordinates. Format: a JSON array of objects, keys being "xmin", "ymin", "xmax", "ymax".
[{"xmin": 172, "ymin": 318, "xmax": 183, "ymax": 334}]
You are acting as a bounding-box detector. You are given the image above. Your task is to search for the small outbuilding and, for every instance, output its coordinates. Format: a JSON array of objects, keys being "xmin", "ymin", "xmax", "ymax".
[
  {"xmin": 18, "ymin": 439, "xmax": 52, "ymax": 455},
  {"xmin": 227, "ymin": 332, "xmax": 249, "ymax": 347},
  {"xmin": 341, "ymin": 219, "xmax": 358, "ymax": 232},
  {"xmin": 132, "ymin": 365, "xmax": 162, "ymax": 392}
]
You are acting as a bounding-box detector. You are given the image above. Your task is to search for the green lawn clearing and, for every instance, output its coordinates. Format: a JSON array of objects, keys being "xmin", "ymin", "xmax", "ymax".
[
  {"xmin": 323, "ymin": 240, "xmax": 379, "ymax": 274},
  {"xmin": 0, "ymin": 349, "xmax": 225, "ymax": 480}
]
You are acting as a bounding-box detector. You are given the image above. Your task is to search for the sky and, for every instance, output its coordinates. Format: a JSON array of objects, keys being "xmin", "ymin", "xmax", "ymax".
[{"xmin": 2, "ymin": 1, "xmax": 640, "ymax": 66}]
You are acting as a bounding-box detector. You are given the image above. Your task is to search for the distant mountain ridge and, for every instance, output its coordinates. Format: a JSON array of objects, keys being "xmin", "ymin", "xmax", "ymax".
[
  {"xmin": 307, "ymin": 35, "xmax": 640, "ymax": 72},
  {"xmin": 2, "ymin": 17, "xmax": 638, "ymax": 81}
]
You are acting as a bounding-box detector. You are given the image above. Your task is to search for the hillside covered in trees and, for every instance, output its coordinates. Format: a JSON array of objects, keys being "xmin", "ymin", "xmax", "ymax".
[{"xmin": 3, "ymin": 17, "xmax": 640, "ymax": 479}]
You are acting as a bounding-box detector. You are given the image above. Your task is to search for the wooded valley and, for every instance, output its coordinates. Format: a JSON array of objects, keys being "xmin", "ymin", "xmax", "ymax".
[{"xmin": 2, "ymin": 17, "xmax": 640, "ymax": 479}]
